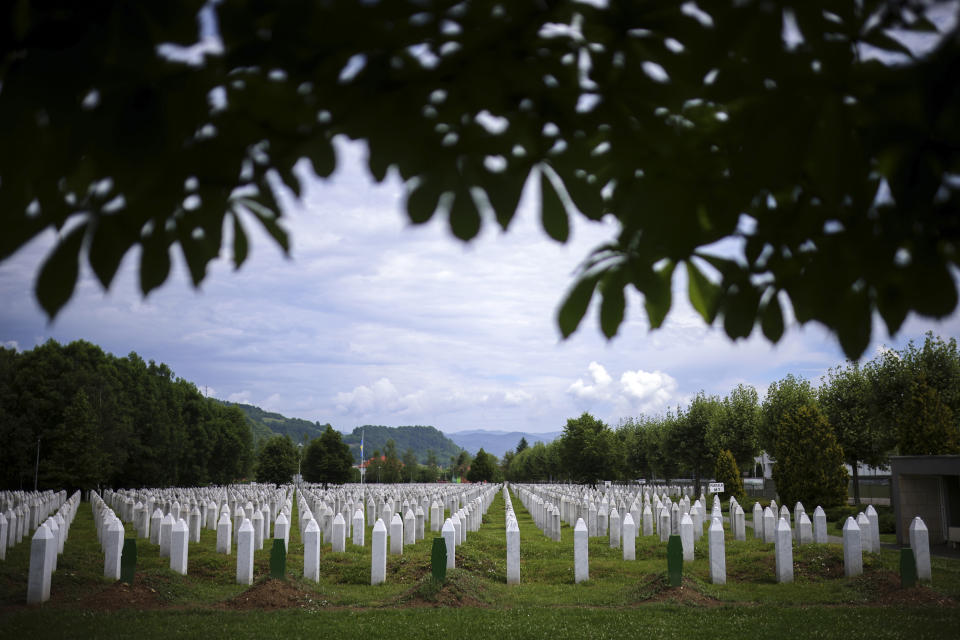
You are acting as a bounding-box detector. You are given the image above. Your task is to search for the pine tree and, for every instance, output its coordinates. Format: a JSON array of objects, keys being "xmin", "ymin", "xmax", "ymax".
[
  {"xmin": 714, "ymin": 449, "xmax": 744, "ymax": 504},
  {"xmin": 772, "ymin": 405, "xmax": 848, "ymax": 508}
]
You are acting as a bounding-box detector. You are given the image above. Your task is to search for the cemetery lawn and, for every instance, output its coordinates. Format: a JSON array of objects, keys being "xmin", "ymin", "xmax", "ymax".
[{"xmin": 2, "ymin": 489, "xmax": 959, "ymax": 639}]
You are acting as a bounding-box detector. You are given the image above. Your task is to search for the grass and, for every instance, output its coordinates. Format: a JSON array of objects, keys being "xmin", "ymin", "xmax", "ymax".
[{"xmin": 1, "ymin": 487, "xmax": 958, "ymax": 639}]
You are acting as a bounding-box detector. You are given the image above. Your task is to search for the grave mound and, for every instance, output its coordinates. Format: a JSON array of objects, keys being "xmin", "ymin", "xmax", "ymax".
[
  {"xmin": 628, "ymin": 573, "xmax": 723, "ymax": 607},
  {"xmin": 222, "ymin": 578, "xmax": 321, "ymax": 610},
  {"xmin": 395, "ymin": 569, "xmax": 492, "ymax": 608},
  {"xmin": 852, "ymin": 571, "xmax": 957, "ymax": 607},
  {"xmin": 75, "ymin": 577, "xmax": 167, "ymax": 611}
]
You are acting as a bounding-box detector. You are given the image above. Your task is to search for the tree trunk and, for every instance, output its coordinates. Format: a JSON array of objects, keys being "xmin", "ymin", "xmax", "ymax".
[{"xmin": 851, "ymin": 462, "xmax": 860, "ymax": 505}]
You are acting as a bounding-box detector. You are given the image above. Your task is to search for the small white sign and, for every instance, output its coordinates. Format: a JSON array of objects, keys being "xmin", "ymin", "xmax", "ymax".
[{"xmin": 708, "ymin": 482, "xmax": 725, "ymax": 493}]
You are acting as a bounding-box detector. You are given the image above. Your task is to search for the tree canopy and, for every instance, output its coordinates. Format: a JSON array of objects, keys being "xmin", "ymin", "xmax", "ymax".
[
  {"xmin": 255, "ymin": 435, "xmax": 299, "ymax": 485},
  {"xmin": 4, "ymin": 1, "xmax": 958, "ymax": 358},
  {"xmin": 302, "ymin": 425, "xmax": 354, "ymax": 487},
  {"xmin": 0, "ymin": 339, "xmax": 252, "ymax": 489}
]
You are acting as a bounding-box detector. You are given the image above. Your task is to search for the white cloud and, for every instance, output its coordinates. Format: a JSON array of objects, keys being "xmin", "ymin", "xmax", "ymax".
[
  {"xmin": 567, "ymin": 362, "xmax": 681, "ymax": 417},
  {"xmin": 3, "ymin": 340, "xmax": 18, "ymax": 352}
]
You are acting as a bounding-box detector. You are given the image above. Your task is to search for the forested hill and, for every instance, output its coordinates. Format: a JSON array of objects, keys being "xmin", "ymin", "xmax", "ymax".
[
  {"xmin": 342, "ymin": 425, "xmax": 462, "ymax": 465},
  {"xmin": 223, "ymin": 402, "xmax": 463, "ymax": 465},
  {"xmin": 221, "ymin": 402, "xmax": 331, "ymax": 446},
  {"xmin": 0, "ymin": 340, "xmax": 253, "ymax": 490}
]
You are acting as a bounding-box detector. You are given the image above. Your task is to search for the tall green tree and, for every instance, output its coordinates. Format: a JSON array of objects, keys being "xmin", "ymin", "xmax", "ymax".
[
  {"xmin": 516, "ymin": 437, "xmax": 529, "ymax": 454},
  {"xmin": 467, "ymin": 448, "xmax": 497, "ymax": 483},
  {"xmin": 401, "ymin": 448, "xmax": 419, "ymax": 483},
  {"xmin": 46, "ymin": 389, "xmax": 107, "ymax": 492},
  {"xmin": 898, "ymin": 374, "xmax": 959, "ymax": 455},
  {"xmin": 820, "ymin": 361, "xmax": 895, "ymax": 503},
  {"xmin": 772, "ymin": 404, "xmax": 848, "ymax": 509},
  {"xmin": 302, "ymin": 426, "xmax": 354, "ymax": 488},
  {"xmin": 381, "ymin": 439, "xmax": 402, "ymax": 483},
  {"xmin": 710, "ymin": 384, "xmax": 761, "ymax": 473},
  {"xmin": 760, "ymin": 374, "xmax": 818, "ymax": 455},
  {"xmin": 6, "ymin": 3, "xmax": 957, "ymax": 360},
  {"xmin": 558, "ymin": 412, "xmax": 615, "ymax": 485},
  {"xmin": 669, "ymin": 393, "xmax": 722, "ymax": 495},
  {"xmin": 255, "ymin": 435, "xmax": 298, "ymax": 485}
]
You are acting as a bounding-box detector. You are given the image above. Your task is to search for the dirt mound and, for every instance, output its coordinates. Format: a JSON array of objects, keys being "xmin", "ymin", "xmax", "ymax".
[
  {"xmin": 853, "ymin": 570, "xmax": 957, "ymax": 607},
  {"xmin": 628, "ymin": 573, "xmax": 723, "ymax": 607},
  {"xmin": 74, "ymin": 578, "xmax": 166, "ymax": 611},
  {"xmin": 222, "ymin": 578, "xmax": 321, "ymax": 610},
  {"xmin": 395, "ymin": 570, "xmax": 492, "ymax": 608}
]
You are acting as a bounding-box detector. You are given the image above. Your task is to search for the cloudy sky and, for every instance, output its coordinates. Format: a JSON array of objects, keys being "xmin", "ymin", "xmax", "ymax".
[{"xmin": 1, "ymin": 138, "xmax": 958, "ymax": 435}]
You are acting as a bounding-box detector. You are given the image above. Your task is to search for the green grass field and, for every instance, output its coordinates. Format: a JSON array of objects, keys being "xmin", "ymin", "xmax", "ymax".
[{"xmin": 1, "ymin": 488, "xmax": 958, "ymax": 639}]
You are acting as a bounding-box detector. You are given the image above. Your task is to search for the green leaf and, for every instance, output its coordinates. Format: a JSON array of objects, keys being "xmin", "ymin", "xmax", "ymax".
[
  {"xmin": 686, "ymin": 260, "xmax": 720, "ymax": 324},
  {"xmin": 240, "ymin": 198, "xmax": 290, "ymax": 254},
  {"xmin": 305, "ymin": 137, "xmax": 336, "ymax": 178},
  {"xmin": 724, "ymin": 285, "xmax": 761, "ymax": 340},
  {"xmin": 641, "ymin": 261, "xmax": 675, "ymax": 329},
  {"xmin": 761, "ymin": 292, "xmax": 785, "ymax": 343},
  {"xmin": 837, "ymin": 290, "xmax": 872, "ymax": 360},
  {"xmin": 140, "ymin": 233, "xmax": 171, "ymax": 296},
  {"xmin": 88, "ymin": 218, "xmax": 134, "ymax": 290},
  {"xmin": 36, "ymin": 224, "xmax": 87, "ymax": 319},
  {"xmin": 232, "ymin": 212, "xmax": 248, "ymax": 269},
  {"xmin": 449, "ymin": 188, "xmax": 481, "ymax": 241},
  {"xmin": 540, "ymin": 169, "xmax": 569, "ymax": 243},
  {"xmin": 406, "ymin": 177, "xmax": 442, "ymax": 225},
  {"xmin": 599, "ymin": 273, "xmax": 626, "ymax": 339},
  {"xmin": 558, "ymin": 274, "xmax": 599, "ymax": 338}
]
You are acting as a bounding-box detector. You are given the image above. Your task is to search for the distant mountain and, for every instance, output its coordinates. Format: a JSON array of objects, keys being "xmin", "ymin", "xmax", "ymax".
[
  {"xmin": 224, "ymin": 401, "xmax": 331, "ymax": 445},
  {"xmin": 342, "ymin": 425, "xmax": 463, "ymax": 465},
  {"xmin": 445, "ymin": 429, "xmax": 563, "ymax": 458}
]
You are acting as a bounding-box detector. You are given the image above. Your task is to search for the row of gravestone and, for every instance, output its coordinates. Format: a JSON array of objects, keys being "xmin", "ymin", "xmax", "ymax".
[
  {"xmin": 23, "ymin": 491, "xmax": 81, "ymax": 604},
  {"xmin": 1, "ymin": 489, "xmax": 69, "ymax": 561},
  {"xmin": 25, "ymin": 482, "xmax": 501, "ymax": 600},
  {"xmin": 511, "ymin": 483, "xmax": 933, "ymax": 586}
]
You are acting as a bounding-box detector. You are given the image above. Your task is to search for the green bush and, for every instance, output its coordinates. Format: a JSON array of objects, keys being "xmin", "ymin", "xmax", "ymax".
[{"xmin": 827, "ymin": 504, "xmax": 894, "ymax": 533}]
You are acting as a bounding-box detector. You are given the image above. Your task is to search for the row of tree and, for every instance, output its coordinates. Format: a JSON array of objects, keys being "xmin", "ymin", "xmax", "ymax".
[
  {"xmin": 500, "ymin": 334, "xmax": 960, "ymax": 508},
  {"xmin": 0, "ymin": 340, "xmax": 253, "ymax": 491}
]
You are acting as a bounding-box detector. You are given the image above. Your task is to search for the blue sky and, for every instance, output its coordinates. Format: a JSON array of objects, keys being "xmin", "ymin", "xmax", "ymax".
[{"xmin": 2, "ymin": 138, "xmax": 957, "ymax": 434}]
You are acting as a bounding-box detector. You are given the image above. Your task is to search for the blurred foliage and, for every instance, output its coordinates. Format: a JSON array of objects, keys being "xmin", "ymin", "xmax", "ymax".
[{"xmin": 3, "ymin": 1, "xmax": 958, "ymax": 356}]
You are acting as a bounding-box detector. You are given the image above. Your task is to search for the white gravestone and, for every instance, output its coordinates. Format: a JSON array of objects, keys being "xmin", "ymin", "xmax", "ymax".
[
  {"xmin": 775, "ymin": 517, "xmax": 793, "ymax": 583},
  {"xmin": 909, "ymin": 516, "xmax": 931, "ymax": 582},
  {"xmin": 574, "ymin": 518, "xmax": 589, "ymax": 583},
  {"xmin": 216, "ymin": 512, "xmax": 232, "ymax": 554},
  {"xmin": 26, "ymin": 523, "xmax": 54, "ymax": 604},
  {"xmin": 752, "ymin": 502, "xmax": 763, "ymax": 540},
  {"xmin": 371, "ymin": 518, "xmax": 387, "ymax": 585},
  {"xmin": 442, "ymin": 518, "xmax": 456, "ymax": 569},
  {"xmin": 104, "ymin": 519, "xmax": 124, "ymax": 580},
  {"xmin": 506, "ymin": 516, "xmax": 520, "ymax": 584},
  {"xmin": 353, "ymin": 509, "xmax": 365, "ymax": 547},
  {"xmin": 812, "ymin": 505, "xmax": 828, "ymax": 543},
  {"xmin": 680, "ymin": 513, "xmax": 694, "ymax": 562},
  {"xmin": 303, "ymin": 518, "xmax": 320, "ymax": 582},
  {"xmin": 159, "ymin": 513, "xmax": 174, "ymax": 558},
  {"xmin": 170, "ymin": 518, "xmax": 189, "ymax": 575},
  {"xmin": 622, "ymin": 513, "xmax": 636, "ymax": 561},
  {"xmin": 709, "ymin": 516, "xmax": 726, "ymax": 585},
  {"xmin": 389, "ymin": 514, "xmax": 403, "ymax": 555},
  {"xmin": 843, "ymin": 517, "xmax": 863, "ymax": 577},
  {"xmin": 331, "ymin": 512, "xmax": 346, "ymax": 552},
  {"xmin": 865, "ymin": 505, "xmax": 881, "ymax": 553},
  {"xmin": 237, "ymin": 518, "xmax": 254, "ymax": 585},
  {"xmin": 857, "ymin": 512, "xmax": 873, "ymax": 553}
]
